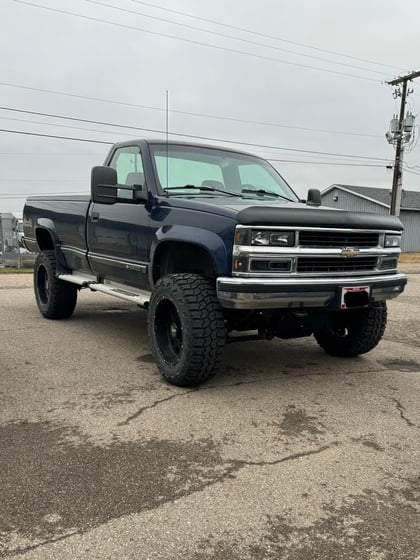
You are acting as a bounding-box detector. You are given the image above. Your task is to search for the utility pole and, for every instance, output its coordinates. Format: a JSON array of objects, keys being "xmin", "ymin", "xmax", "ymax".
[{"xmin": 386, "ymin": 70, "xmax": 420, "ymax": 215}]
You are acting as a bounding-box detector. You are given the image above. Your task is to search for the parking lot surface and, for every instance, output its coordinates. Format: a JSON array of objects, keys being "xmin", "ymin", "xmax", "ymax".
[{"xmin": 0, "ymin": 269, "xmax": 419, "ymax": 559}]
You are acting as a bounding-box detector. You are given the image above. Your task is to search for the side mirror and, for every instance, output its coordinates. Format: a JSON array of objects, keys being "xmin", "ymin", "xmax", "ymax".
[
  {"xmin": 91, "ymin": 167, "xmax": 149, "ymax": 204},
  {"xmin": 306, "ymin": 188, "xmax": 321, "ymax": 206},
  {"xmin": 91, "ymin": 166, "xmax": 118, "ymax": 204}
]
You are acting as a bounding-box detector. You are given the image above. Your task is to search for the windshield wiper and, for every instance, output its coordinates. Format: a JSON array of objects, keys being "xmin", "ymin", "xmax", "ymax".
[
  {"xmin": 163, "ymin": 185, "xmax": 242, "ymax": 197},
  {"xmin": 241, "ymin": 188, "xmax": 295, "ymax": 203}
]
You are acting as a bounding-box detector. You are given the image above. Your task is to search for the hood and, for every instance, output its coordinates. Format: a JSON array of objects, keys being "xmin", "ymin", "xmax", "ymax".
[
  {"xmin": 166, "ymin": 195, "xmax": 295, "ymax": 217},
  {"xmin": 166, "ymin": 195, "xmax": 404, "ymax": 231}
]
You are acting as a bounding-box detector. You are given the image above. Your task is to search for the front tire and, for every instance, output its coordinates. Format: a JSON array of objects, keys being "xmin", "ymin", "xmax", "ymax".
[
  {"xmin": 314, "ymin": 302, "xmax": 387, "ymax": 357},
  {"xmin": 34, "ymin": 250, "xmax": 77, "ymax": 319},
  {"xmin": 148, "ymin": 274, "xmax": 226, "ymax": 386}
]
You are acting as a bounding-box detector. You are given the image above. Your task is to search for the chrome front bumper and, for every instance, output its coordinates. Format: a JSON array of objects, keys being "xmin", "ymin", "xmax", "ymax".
[{"xmin": 216, "ymin": 272, "xmax": 407, "ymax": 309}]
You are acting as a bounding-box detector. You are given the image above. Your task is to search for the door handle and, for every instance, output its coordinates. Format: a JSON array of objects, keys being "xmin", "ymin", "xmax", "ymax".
[{"xmin": 91, "ymin": 212, "xmax": 100, "ymax": 221}]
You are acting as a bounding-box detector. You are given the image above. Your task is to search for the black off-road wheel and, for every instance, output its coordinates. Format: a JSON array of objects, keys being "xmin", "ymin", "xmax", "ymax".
[
  {"xmin": 148, "ymin": 274, "xmax": 226, "ymax": 386},
  {"xmin": 34, "ymin": 250, "xmax": 77, "ymax": 319},
  {"xmin": 314, "ymin": 302, "xmax": 387, "ymax": 357}
]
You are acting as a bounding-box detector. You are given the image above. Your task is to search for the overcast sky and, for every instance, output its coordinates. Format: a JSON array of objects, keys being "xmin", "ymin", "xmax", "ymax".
[{"xmin": 1, "ymin": 0, "xmax": 420, "ymax": 215}]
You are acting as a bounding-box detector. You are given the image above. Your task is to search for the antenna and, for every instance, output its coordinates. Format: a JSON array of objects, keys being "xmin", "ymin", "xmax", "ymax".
[{"xmin": 165, "ymin": 90, "xmax": 169, "ymax": 189}]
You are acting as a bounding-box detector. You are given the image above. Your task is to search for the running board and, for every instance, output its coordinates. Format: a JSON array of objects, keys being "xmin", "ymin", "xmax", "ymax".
[{"xmin": 58, "ymin": 273, "xmax": 151, "ymax": 307}]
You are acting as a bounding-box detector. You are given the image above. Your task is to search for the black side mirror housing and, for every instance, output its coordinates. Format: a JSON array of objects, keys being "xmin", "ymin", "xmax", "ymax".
[
  {"xmin": 91, "ymin": 166, "xmax": 149, "ymax": 204},
  {"xmin": 306, "ymin": 188, "xmax": 321, "ymax": 206},
  {"xmin": 91, "ymin": 166, "xmax": 118, "ymax": 204}
]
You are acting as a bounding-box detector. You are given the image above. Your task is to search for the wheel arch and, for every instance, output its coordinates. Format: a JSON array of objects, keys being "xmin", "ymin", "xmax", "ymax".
[
  {"xmin": 35, "ymin": 219, "xmax": 68, "ymax": 273},
  {"xmin": 151, "ymin": 241, "xmax": 216, "ymax": 284},
  {"xmin": 35, "ymin": 218, "xmax": 57, "ymax": 248},
  {"xmin": 150, "ymin": 226, "xmax": 229, "ymax": 285}
]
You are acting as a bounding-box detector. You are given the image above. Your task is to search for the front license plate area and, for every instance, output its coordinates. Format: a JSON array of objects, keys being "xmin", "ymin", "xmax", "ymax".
[{"xmin": 340, "ymin": 286, "xmax": 371, "ymax": 309}]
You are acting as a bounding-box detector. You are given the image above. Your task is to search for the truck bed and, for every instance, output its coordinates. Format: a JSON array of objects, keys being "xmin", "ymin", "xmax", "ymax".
[{"xmin": 24, "ymin": 195, "xmax": 91, "ymax": 271}]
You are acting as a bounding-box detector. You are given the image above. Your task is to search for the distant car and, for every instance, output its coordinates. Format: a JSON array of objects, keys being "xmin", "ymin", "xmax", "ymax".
[{"xmin": 17, "ymin": 221, "xmax": 25, "ymax": 247}]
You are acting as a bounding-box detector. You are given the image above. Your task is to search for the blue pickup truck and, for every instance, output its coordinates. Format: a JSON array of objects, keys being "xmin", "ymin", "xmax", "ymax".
[{"xmin": 23, "ymin": 139, "xmax": 407, "ymax": 386}]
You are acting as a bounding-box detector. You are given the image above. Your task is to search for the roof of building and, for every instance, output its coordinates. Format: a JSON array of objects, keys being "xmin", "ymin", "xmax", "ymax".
[{"xmin": 321, "ymin": 184, "xmax": 420, "ymax": 210}]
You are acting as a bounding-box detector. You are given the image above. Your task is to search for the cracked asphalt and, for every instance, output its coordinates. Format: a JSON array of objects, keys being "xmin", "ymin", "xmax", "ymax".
[{"xmin": 0, "ymin": 268, "xmax": 419, "ymax": 560}]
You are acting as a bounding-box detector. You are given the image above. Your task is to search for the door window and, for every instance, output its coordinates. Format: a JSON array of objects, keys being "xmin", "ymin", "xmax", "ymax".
[{"xmin": 109, "ymin": 146, "xmax": 144, "ymax": 186}]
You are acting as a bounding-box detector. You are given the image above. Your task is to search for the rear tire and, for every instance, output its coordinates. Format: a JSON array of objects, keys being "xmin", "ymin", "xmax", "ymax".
[
  {"xmin": 148, "ymin": 274, "xmax": 226, "ymax": 386},
  {"xmin": 314, "ymin": 302, "xmax": 387, "ymax": 357},
  {"xmin": 34, "ymin": 250, "xmax": 77, "ymax": 319}
]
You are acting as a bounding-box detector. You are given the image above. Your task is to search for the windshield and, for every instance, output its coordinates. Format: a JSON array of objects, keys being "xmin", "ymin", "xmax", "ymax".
[{"xmin": 150, "ymin": 144, "xmax": 299, "ymax": 201}]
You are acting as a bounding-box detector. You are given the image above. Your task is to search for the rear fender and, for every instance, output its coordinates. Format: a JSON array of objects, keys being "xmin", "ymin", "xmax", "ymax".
[{"xmin": 35, "ymin": 219, "xmax": 69, "ymax": 274}]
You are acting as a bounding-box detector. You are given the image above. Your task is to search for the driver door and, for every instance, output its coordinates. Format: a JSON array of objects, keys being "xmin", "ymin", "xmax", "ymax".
[{"xmin": 87, "ymin": 145, "xmax": 151, "ymax": 289}]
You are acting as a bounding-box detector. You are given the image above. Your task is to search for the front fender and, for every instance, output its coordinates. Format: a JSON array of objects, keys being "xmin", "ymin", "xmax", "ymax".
[{"xmin": 150, "ymin": 225, "xmax": 230, "ymax": 283}]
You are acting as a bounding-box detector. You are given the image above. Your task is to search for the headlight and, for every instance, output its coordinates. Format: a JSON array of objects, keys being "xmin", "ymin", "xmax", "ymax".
[
  {"xmin": 235, "ymin": 228, "xmax": 296, "ymax": 247},
  {"xmin": 384, "ymin": 234, "xmax": 401, "ymax": 248},
  {"xmin": 251, "ymin": 231, "xmax": 270, "ymax": 245},
  {"xmin": 251, "ymin": 230, "xmax": 295, "ymax": 247},
  {"xmin": 269, "ymin": 232, "xmax": 295, "ymax": 246}
]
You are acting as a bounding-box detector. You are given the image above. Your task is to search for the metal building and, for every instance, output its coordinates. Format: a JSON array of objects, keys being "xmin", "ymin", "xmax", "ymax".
[
  {"xmin": 0, "ymin": 213, "xmax": 36, "ymax": 268},
  {"xmin": 321, "ymin": 185, "xmax": 420, "ymax": 252},
  {"xmin": 0, "ymin": 213, "xmax": 18, "ymax": 263}
]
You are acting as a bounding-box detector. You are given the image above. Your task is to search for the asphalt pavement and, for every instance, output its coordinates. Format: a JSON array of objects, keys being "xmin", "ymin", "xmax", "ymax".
[{"xmin": 0, "ymin": 269, "xmax": 419, "ymax": 559}]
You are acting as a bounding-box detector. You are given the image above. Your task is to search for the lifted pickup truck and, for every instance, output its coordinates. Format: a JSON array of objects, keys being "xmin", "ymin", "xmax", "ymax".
[{"xmin": 24, "ymin": 139, "xmax": 407, "ymax": 386}]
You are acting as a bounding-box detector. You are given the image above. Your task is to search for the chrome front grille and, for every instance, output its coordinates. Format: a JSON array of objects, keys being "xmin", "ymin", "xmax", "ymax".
[
  {"xmin": 232, "ymin": 225, "xmax": 400, "ymax": 278},
  {"xmin": 296, "ymin": 256, "xmax": 378, "ymax": 273},
  {"xmin": 298, "ymin": 231, "xmax": 379, "ymax": 248}
]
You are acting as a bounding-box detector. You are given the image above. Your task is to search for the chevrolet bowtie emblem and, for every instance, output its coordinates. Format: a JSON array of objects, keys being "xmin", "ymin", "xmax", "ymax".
[{"xmin": 341, "ymin": 247, "xmax": 360, "ymax": 258}]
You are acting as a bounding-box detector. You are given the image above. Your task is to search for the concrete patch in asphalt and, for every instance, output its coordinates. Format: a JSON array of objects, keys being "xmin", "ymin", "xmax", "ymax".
[
  {"xmin": 0, "ymin": 420, "xmax": 235, "ymax": 556},
  {"xmin": 192, "ymin": 476, "xmax": 420, "ymax": 560}
]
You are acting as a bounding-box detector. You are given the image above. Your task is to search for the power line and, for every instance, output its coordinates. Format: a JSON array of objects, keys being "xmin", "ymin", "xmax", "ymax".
[
  {"xmin": 253, "ymin": 148, "xmax": 390, "ymax": 164},
  {"xmin": 0, "ymin": 115, "xmax": 138, "ymax": 138},
  {"xmin": 81, "ymin": 0, "xmax": 388, "ymax": 77},
  {"xmin": 0, "ymin": 149, "xmax": 391, "ymax": 169},
  {"xmin": 0, "ymin": 162, "xmax": 387, "ymax": 187},
  {"xmin": 268, "ymin": 159, "xmax": 387, "ymax": 167},
  {"xmin": 402, "ymin": 166, "xmax": 420, "ymax": 176},
  {"xmin": 0, "ymin": 161, "xmax": 393, "ymax": 198},
  {"xmin": 0, "ymin": 161, "xmax": 400, "ymax": 200},
  {"xmin": 0, "ymin": 105, "xmax": 384, "ymax": 143},
  {"xmin": 0, "ymin": 80, "xmax": 173, "ymax": 112},
  {"xmin": 0, "ymin": 152, "xmax": 103, "ymax": 156},
  {"xmin": 0, "ymin": 159, "xmax": 397, "ymax": 199},
  {"xmin": 9, "ymin": 0, "xmax": 381, "ymax": 83},
  {"xmin": 0, "ymin": 192, "xmax": 87, "ymax": 198},
  {"xmin": 0, "ymin": 115, "xmax": 392, "ymax": 162},
  {"xmin": 0, "ymin": 179, "xmax": 84, "ymax": 182},
  {"xmin": 0, "ymin": 128, "xmax": 113, "ymax": 145},
  {"xmin": 128, "ymin": 0, "xmax": 404, "ymax": 73},
  {"xmin": 0, "ymin": 84, "xmax": 382, "ymax": 139}
]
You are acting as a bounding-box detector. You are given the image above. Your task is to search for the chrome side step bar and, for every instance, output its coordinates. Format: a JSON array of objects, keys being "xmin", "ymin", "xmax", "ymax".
[{"xmin": 58, "ymin": 273, "xmax": 151, "ymax": 307}]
